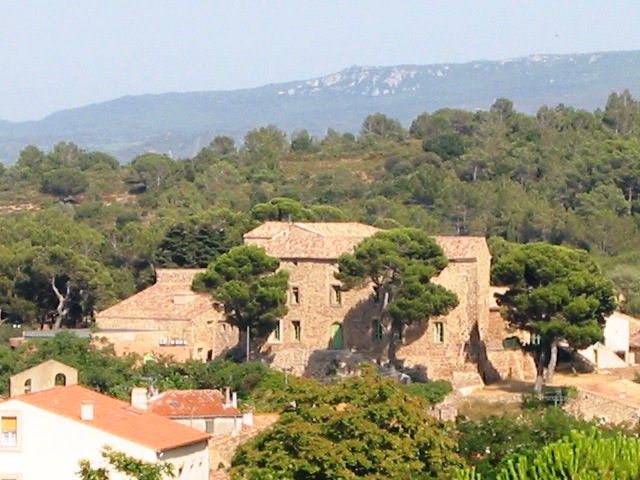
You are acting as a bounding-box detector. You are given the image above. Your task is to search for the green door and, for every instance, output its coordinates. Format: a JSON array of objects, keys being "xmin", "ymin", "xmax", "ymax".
[{"xmin": 330, "ymin": 323, "xmax": 344, "ymax": 349}]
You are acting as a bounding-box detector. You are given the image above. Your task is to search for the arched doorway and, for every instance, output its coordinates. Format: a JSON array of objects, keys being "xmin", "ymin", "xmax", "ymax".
[{"xmin": 330, "ymin": 323, "xmax": 344, "ymax": 350}]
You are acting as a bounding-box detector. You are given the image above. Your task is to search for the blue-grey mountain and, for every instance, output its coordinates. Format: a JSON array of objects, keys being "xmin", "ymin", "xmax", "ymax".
[{"xmin": 1, "ymin": 50, "xmax": 639, "ymax": 163}]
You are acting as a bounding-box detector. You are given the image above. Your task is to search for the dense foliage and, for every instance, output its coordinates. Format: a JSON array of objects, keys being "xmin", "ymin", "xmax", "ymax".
[
  {"xmin": 455, "ymin": 408, "xmax": 614, "ymax": 478},
  {"xmin": 230, "ymin": 367, "xmax": 463, "ymax": 480},
  {"xmin": 78, "ymin": 446, "xmax": 174, "ymax": 480},
  {"xmin": 456, "ymin": 430, "xmax": 640, "ymax": 480}
]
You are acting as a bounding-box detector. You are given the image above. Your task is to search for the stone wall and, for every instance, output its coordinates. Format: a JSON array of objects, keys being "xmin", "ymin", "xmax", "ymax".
[
  {"xmin": 565, "ymin": 390, "xmax": 640, "ymax": 426},
  {"xmin": 264, "ymin": 243, "xmax": 499, "ymax": 384}
]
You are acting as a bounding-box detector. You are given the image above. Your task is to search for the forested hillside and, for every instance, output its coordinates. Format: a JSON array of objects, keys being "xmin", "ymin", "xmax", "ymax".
[{"xmin": 1, "ymin": 92, "xmax": 640, "ymax": 330}]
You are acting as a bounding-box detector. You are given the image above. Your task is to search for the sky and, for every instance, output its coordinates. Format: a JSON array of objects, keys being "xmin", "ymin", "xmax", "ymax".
[{"xmin": 1, "ymin": 1, "xmax": 640, "ymax": 121}]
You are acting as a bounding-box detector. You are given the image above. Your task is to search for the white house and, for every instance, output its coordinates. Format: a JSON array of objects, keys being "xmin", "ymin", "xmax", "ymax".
[{"xmin": 0, "ymin": 384, "xmax": 210, "ymax": 480}]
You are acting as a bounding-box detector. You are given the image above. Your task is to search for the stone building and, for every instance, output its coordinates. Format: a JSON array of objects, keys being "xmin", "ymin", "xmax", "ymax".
[
  {"xmin": 244, "ymin": 221, "xmax": 523, "ymax": 385},
  {"xmin": 95, "ymin": 269, "xmax": 238, "ymax": 361}
]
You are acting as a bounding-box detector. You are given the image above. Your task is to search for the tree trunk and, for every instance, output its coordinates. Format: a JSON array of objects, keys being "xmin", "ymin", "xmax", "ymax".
[
  {"xmin": 545, "ymin": 341, "xmax": 559, "ymax": 384},
  {"xmin": 628, "ymin": 186, "xmax": 633, "ymax": 216},
  {"xmin": 388, "ymin": 318, "xmax": 401, "ymax": 366},
  {"xmin": 50, "ymin": 277, "xmax": 70, "ymax": 329},
  {"xmin": 533, "ymin": 347, "xmax": 547, "ymax": 394}
]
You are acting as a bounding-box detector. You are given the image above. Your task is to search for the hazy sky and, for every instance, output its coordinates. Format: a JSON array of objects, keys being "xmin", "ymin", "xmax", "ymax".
[{"xmin": 2, "ymin": 1, "xmax": 639, "ymax": 121}]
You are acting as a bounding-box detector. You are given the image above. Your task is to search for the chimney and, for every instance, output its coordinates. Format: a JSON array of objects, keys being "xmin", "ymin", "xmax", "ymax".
[
  {"xmin": 81, "ymin": 401, "xmax": 94, "ymax": 421},
  {"xmin": 231, "ymin": 392, "xmax": 238, "ymax": 409},
  {"xmin": 131, "ymin": 387, "xmax": 149, "ymax": 410},
  {"xmin": 224, "ymin": 387, "xmax": 231, "ymax": 408}
]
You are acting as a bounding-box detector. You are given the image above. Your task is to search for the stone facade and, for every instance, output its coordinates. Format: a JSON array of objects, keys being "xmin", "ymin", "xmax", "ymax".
[
  {"xmin": 95, "ymin": 269, "xmax": 239, "ymax": 361},
  {"xmin": 244, "ymin": 222, "xmax": 530, "ymax": 384}
]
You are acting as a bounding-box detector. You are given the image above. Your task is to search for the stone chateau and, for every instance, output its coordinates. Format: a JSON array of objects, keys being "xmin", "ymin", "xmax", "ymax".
[{"xmin": 96, "ymin": 222, "xmax": 536, "ymax": 386}]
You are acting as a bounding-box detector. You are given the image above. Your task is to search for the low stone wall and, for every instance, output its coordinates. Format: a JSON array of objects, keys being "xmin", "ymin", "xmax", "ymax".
[{"xmin": 565, "ymin": 390, "xmax": 640, "ymax": 426}]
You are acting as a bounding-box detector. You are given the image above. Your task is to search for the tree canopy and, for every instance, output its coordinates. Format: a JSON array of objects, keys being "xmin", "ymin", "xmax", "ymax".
[
  {"xmin": 192, "ymin": 245, "xmax": 289, "ymax": 355},
  {"xmin": 336, "ymin": 228, "xmax": 458, "ymax": 361},
  {"xmin": 231, "ymin": 367, "xmax": 462, "ymax": 480},
  {"xmin": 492, "ymin": 242, "xmax": 617, "ymax": 391}
]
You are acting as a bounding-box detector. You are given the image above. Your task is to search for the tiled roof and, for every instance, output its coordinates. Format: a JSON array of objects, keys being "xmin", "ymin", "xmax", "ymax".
[
  {"xmin": 578, "ymin": 379, "xmax": 640, "ymax": 409},
  {"xmin": 16, "ymin": 384, "xmax": 210, "ymax": 451},
  {"xmin": 96, "ymin": 268, "xmax": 213, "ymax": 321},
  {"xmin": 433, "ymin": 236, "xmax": 489, "ymax": 261},
  {"xmin": 244, "ymin": 222, "xmax": 489, "ymax": 262},
  {"xmin": 148, "ymin": 390, "xmax": 241, "ymax": 418},
  {"xmin": 244, "ymin": 222, "xmax": 380, "ymax": 260}
]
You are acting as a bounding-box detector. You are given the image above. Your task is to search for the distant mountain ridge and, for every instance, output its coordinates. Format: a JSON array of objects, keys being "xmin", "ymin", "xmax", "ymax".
[{"xmin": 1, "ymin": 50, "xmax": 640, "ymax": 163}]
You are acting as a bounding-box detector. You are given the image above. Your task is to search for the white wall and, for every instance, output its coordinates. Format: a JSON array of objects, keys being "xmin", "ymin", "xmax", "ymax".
[
  {"xmin": 0, "ymin": 400, "xmax": 208, "ymax": 480},
  {"xmin": 605, "ymin": 313, "xmax": 630, "ymax": 357}
]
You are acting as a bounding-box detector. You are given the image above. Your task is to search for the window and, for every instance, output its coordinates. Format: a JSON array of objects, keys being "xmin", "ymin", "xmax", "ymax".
[
  {"xmin": 292, "ymin": 321, "xmax": 301, "ymax": 341},
  {"xmin": 434, "ymin": 322, "xmax": 444, "ymax": 344},
  {"xmin": 55, "ymin": 373, "xmax": 66, "ymax": 386},
  {"xmin": 331, "ymin": 285, "xmax": 342, "ymax": 305},
  {"xmin": 205, "ymin": 420, "xmax": 214, "ymax": 433},
  {"xmin": 23, "ymin": 379, "xmax": 31, "ymax": 394},
  {"xmin": 1, "ymin": 416, "xmax": 17, "ymax": 447},
  {"xmin": 290, "ymin": 287, "xmax": 300, "ymax": 305},
  {"xmin": 372, "ymin": 319, "xmax": 383, "ymax": 341},
  {"xmin": 530, "ymin": 333, "xmax": 541, "ymax": 345}
]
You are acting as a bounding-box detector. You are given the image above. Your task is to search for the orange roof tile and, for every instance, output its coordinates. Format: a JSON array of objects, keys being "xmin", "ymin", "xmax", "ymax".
[
  {"xmin": 96, "ymin": 268, "xmax": 214, "ymax": 322},
  {"xmin": 148, "ymin": 390, "xmax": 241, "ymax": 418},
  {"xmin": 17, "ymin": 384, "xmax": 209, "ymax": 451}
]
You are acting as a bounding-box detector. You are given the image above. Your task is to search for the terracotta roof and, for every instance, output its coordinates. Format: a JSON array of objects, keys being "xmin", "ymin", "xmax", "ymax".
[
  {"xmin": 244, "ymin": 222, "xmax": 380, "ymax": 239},
  {"xmin": 148, "ymin": 390, "xmax": 241, "ymax": 418},
  {"xmin": 577, "ymin": 379, "xmax": 640, "ymax": 409},
  {"xmin": 433, "ymin": 236, "xmax": 489, "ymax": 261},
  {"xmin": 244, "ymin": 222, "xmax": 380, "ymax": 260},
  {"xmin": 16, "ymin": 384, "xmax": 210, "ymax": 451},
  {"xmin": 244, "ymin": 222, "xmax": 489, "ymax": 262},
  {"xmin": 96, "ymin": 268, "xmax": 214, "ymax": 322}
]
